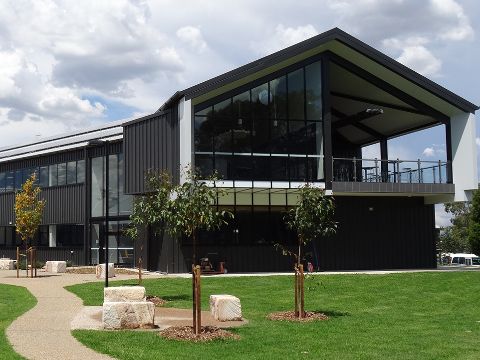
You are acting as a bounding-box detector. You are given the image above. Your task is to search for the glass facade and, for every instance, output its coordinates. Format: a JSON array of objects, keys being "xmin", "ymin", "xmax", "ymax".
[
  {"xmin": 0, "ymin": 159, "xmax": 86, "ymax": 193},
  {"xmin": 194, "ymin": 60, "xmax": 324, "ymax": 182},
  {"xmin": 90, "ymin": 221, "xmax": 134, "ymax": 267},
  {"xmin": 90, "ymin": 153, "xmax": 134, "ymax": 266},
  {"xmin": 90, "ymin": 153, "xmax": 133, "ymax": 217}
]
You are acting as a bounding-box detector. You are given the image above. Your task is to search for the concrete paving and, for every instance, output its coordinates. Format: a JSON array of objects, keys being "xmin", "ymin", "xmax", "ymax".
[{"xmin": 0, "ymin": 270, "xmax": 143, "ymax": 360}]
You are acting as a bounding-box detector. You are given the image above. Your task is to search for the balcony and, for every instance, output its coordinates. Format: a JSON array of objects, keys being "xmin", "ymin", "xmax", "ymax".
[{"xmin": 332, "ymin": 157, "xmax": 454, "ymax": 194}]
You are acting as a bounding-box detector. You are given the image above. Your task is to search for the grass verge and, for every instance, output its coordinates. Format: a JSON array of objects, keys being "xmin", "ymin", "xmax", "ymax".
[
  {"xmin": 68, "ymin": 272, "xmax": 480, "ymax": 360},
  {"xmin": 0, "ymin": 284, "xmax": 36, "ymax": 359}
]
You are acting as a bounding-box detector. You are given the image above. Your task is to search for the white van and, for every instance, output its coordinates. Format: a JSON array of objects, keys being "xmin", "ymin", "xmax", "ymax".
[{"xmin": 447, "ymin": 253, "xmax": 480, "ymax": 266}]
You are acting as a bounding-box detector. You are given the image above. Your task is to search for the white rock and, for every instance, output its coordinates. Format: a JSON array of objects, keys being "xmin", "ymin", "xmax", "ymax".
[
  {"xmin": 209, "ymin": 294, "xmax": 242, "ymax": 321},
  {"xmin": 45, "ymin": 261, "xmax": 67, "ymax": 273},
  {"xmin": 102, "ymin": 301, "xmax": 155, "ymax": 329},
  {"xmin": 104, "ymin": 286, "xmax": 146, "ymax": 302},
  {"xmin": 0, "ymin": 259, "xmax": 15, "ymax": 270},
  {"xmin": 96, "ymin": 263, "xmax": 115, "ymax": 279}
]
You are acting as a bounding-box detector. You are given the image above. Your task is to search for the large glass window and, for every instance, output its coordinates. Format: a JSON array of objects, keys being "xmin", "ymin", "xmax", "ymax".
[
  {"xmin": 39, "ymin": 166, "xmax": 49, "ymax": 187},
  {"xmin": 49, "ymin": 164, "xmax": 58, "ymax": 187},
  {"xmin": 5, "ymin": 171, "xmax": 14, "ymax": 191},
  {"xmin": 67, "ymin": 161, "xmax": 77, "ymax": 185},
  {"xmin": 91, "ymin": 154, "xmax": 132, "ymax": 217},
  {"xmin": 91, "ymin": 156, "xmax": 104, "ymax": 217},
  {"xmin": 194, "ymin": 60, "xmax": 324, "ymax": 182},
  {"xmin": 57, "ymin": 163, "xmax": 67, "ymax": 186},
  {"xmin": 77, "ymin": 160, "xmax": 85, "ymax": 183},
  {"xmin": 0, "ymin": 173, "xmax": 5, "ymax": 193}
]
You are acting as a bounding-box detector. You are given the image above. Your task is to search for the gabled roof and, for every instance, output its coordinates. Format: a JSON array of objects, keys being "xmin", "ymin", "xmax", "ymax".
[{"xmin": 159, "ymin": 27, "xmax": 478, "ymax": 114}]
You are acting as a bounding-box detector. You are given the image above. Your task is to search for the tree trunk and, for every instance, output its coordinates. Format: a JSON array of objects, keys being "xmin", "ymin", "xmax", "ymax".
[{"xmin": 25, "ymin": 241, "xmax": 28, "ymax": 278}]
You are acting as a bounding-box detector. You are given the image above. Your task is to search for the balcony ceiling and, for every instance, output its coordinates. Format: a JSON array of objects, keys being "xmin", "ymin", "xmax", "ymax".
[{"xmin": 330, "ymin": 62, "xmax": 440, "ymax": 145}]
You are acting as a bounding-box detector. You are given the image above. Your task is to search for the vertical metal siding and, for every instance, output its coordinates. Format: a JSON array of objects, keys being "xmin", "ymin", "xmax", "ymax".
[
  {"xmin": 148, "ymin": 196, "xmax": 436, "ymax": 273},
  {"xmin": 0, "ymin": 184, "xmax": 84, "ymax": 225},
  {"xmin": 41, "ymin": 184, "xmax": 85, "ymax": 224},
  {"xmin": 0, "ymin": 193, "xmax": 15, "ymax": 225},
  {"xmin": 123, "ymin": 110, "xmax": 180, "ymax": 194}
]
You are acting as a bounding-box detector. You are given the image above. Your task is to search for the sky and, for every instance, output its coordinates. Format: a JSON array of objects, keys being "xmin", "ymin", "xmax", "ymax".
[{"xmin": 0, "ymin": 0, "xmax": 478, "ymax": 226}]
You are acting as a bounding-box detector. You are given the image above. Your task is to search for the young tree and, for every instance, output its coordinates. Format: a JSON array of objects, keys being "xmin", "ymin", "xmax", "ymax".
[
  {"xmin": 14, "ymin": 173, "xmax": 46, "ymax": 277},
  {"xmin": 168, "ymin": 167, "xmax": 232, "ymax": 335},
  {"xmin": 468, "ymin": 190, "xmax": 480, "ymax": 255},
  {"xmin": 284, "ymin": 184, "xmax": 336, "ymax": 318},
  {"xmin": 125, "ymin": 171, "xmax": 174, "ymax": 284}
]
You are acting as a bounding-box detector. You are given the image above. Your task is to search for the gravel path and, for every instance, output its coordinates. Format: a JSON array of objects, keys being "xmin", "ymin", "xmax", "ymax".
[{"xmin": 0, "ymin": 270, "xmax": 139, "ymax": 360}]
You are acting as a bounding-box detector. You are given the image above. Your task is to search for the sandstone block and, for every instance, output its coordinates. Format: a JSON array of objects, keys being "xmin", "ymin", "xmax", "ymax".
[
  {"xmin": 45, "ymin": 261, "xmax": 67, "ymax": 273},
  {"xmin": 102, "ymin": 301, "xmax": 155, "ymax": 329},
  {"xmin": 0, "ymin": 259, "xmax": 15, "ymax": 270},
  {"xmin": 209, "ymin": 294, "xmax": 242, "ymax": 321},
  {"xmin": 96, "ymin": 263, "xmax": 115, "ymax": 279},
  {"xmin": 104, "ymin": 286, "xmax": 146, "ymax": 302}
]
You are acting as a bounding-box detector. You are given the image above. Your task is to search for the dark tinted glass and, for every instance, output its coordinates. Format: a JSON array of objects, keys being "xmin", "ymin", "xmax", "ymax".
[
  {"xmin": 76, "ymin": 160, "xmax": 85, "ymax": 183},
  {"xmin": 195, "ymin": 154, "xmax": 214, "ymax": 178},
  {"xmin": 39, "ymin": 166, "xmax": 48, "ymax": 187},
  {"xmin": 305, "ymin": 61, "xmax": 322, "ymax": 120},
  {"xmin": 15, "ymin": 170, "xmax": 22, "ymax": 190},
  {"xmin": 270, "ymin": 75, "xmax": 287, "ymax": 120},
  {"xmin": 67, "ymin": 161, "xmax": 77, "ymax": 184},
  {"xmin": 49, "ymin": 164, "xmax": 58, "ymax": 186},
  {"xmin": 288, "ymin": 69, "xmax": 305, "ymax": 120},
  {"xmin": 0, "ymin": 173, "xmax": 5, "ymax": 192},
  {"xmin": 270, "ymin": 120, "xmax": 288, "ymax": 154},
  {"xmin": 5, "ymin": 171, "xmax": 14, "ymax": 191},
  {"xmin": 194, "ymin": 115, "xmax": 214, "ymax": 152},
  {"xmin": 57, "ymin": 163, "xmax": 66, "ymax": 185},
  {"xmin": 214, "ymin": 99, "xmax": 233, "ymax": 152}
]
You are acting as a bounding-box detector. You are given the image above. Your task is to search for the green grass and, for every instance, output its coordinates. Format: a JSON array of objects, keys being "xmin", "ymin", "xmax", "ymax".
[
  {"xmin": 68, "ymin": 272, "xmax": 480, "ymax": 360},
  {"xmin": 0, "ymin": 284, "xmax": 36, "ymax": 359}
]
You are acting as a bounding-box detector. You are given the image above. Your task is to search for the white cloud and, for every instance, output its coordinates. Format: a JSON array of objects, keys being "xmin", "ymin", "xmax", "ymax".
[
  {"xmin": 176, "ymin": 26, "xmax": 207, "ymax": 53},
  {"xmin": 430, "ymin": 0, "xmax": 474, "ymax": 41},
  {"xmin": 423, "ymin": 147, "xmax": 436, "ymax": 157},
  {"xmin": 252, "ymin": 24, "xmax": 319, "ymax": 55},
  {"xmin": 476, "ymin": 137, "xmax": 480, "ymax": 147},
  {"xmin": 435, "ymin": 204, "xmax": 452, "ymax": 228},
  {"xmin": 383, "ymin": 36, "xmax": 442, "ymax": 76}
]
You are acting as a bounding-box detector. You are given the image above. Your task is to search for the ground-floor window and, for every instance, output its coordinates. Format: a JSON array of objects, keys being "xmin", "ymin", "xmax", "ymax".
[{"xmin": 90, "ymin": 220, "xmax": 134, "ymax": 267}]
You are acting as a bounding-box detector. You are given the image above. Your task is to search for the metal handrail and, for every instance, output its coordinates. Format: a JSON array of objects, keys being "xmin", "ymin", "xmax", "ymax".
[{"xmin": 332, "ymin": 157, "xmax": 449, "ymax": 184}]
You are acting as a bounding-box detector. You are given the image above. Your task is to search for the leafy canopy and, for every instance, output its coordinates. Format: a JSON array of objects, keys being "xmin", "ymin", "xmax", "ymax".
[
  {"xmin": 14, "ymin": 173, "xmax": 46, "ymax": 243},
  {"xmin": 168, "ymin": 167, "xmax": 232, "ymax": 239},
  {"xmin": 125, "ymin": 171, "xmax": 174, "ymax": 240},
  {"xmin": 286, "ymin": 184, "xmax": 337, "ymax": 246},
  {"xmin": 467, "ymin": 189, "xmax": 480, "ymax": 255}
]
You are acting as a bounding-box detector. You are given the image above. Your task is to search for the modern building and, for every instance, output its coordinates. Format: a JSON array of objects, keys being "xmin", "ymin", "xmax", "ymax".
[{"xmin": 0, "ymin": 28, "xmax": 477, "ymax": 272}]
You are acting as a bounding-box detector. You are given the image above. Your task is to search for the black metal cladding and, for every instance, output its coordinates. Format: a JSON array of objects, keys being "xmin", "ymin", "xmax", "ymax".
[
  {"xmin": 41, "ymin": 184, "xmax": 85, "ymax": 224},
  {"xmin": 0, "ymin": 184, "xmax": 84, "ymax": 225},
  {"xmin": 0, "ymin": 193, "xmax": 15, "ymax": 226},
  {"xmin": 148, "ymin": 196, "xmax": 435, "ymax": 272},
  {"xmin": 123, "ymin": 108, "xmax": 180, "ymax": 194}
]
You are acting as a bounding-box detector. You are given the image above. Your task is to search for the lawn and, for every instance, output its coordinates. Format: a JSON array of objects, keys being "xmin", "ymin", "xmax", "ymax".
[
  {"xmin": 68, "ymin": 272, "xmax": 480, "ymax": 360},
  {"xmin": 0, "ymin": 284, "xmax": 36, "ymax": 360}
]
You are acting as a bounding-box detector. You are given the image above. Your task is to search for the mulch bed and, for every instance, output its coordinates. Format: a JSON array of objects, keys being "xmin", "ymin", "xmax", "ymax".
[
  {"xmin": 146, "ymin": 295, "xmax": 167, "ymax": 307},
  {"xmin": 267, "ymin": 311, "xmax": 329, "ymax": 322},
  {"xmin": 159, "ymin": 326, "xmax": 240, "ymax": 342}
]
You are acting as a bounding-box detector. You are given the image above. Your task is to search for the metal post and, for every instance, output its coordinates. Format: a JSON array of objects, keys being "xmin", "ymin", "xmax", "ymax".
[
  {"xmin": 438, "ymin": 160, "xmax": 442, "ymax": 183},
  {"xmin": 353, "ymin": 157, "xmax": 357, "ymax": 182},
  {"xmin": 105, "ymin": 140, "xmax": 109, "ymax": 288},
  {"xmin": 374, "ymin": 158, "xmax": 378, "ymax": 182},
  {"xmin": 396, "ymin": 159, "xmax": 400, "ymax": 183},
  {"xmin": 417, "ymin": 159, "xmax": 421, "ymax": 183}
]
